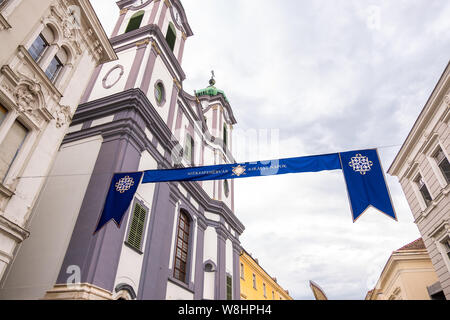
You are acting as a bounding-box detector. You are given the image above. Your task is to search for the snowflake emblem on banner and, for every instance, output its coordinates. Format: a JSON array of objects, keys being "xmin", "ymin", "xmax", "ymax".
[
  {"xmin": 232, "ymin": 165, "xmax": 246, "ymax": 177},
  {"xmin": 349, "ymin": 154, "xmax": 373, "ymax": 175},
  {"xmin": 115, "ymin": 176, "xmax": 135, "ymax": 193}
]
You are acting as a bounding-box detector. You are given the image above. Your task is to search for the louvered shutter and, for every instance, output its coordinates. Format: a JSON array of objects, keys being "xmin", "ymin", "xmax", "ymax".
[{"xmin": 127, "ymin": 202, "xmax": 147, "ymax": 251}]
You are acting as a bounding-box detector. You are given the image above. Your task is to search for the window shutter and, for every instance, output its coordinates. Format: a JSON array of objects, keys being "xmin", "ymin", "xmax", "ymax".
[{"xmin": 127, "ymin": 202, "xmax": 147, "ymax": 251}]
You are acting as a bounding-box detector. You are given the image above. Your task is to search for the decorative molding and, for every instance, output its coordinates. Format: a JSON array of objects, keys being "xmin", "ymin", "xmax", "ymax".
[
  {"xmin": 0, "ymin": 214, "xmax": 30, "ymax": 243},
  {"xmin": 136, "ymin": 39, "xmax": 150, "ymax": 47},
  {"xmin": 102, "ymin": 64, "xmax": 124, "ymax": 89},
  {"xmin": 173, "ymin": 77, "xmax": 181, "ymax": 90},
  {"xmin": 0, "ymin": 13, "xmax": 11, "ymax": 30},
  {"xmin": 151, "ymin": 40, "xmax": 161, "ymax": 55},
  {"xmin": 54, "ymin": 105, "xmax": 72, "ymax": 128},
  {"xmin": 43, "ymin": 283, "xmax": 113, "ymax": 300},
  {"xmin": 109, "ymin": 24, "xmax": 185, "ymax": 81},
  {"xmin": 120, "ymin": 8, "xmax": 129, "ymax": 15}
]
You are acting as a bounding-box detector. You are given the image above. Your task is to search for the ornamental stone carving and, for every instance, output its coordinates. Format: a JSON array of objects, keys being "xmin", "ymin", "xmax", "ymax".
[
  {"xmin": 14, "ymin": 83, "xmax": 41, "ymax": 114},
  {"xmin": 54, "ymin": 105, "xmax": 72, "ymax": 128},
  {"xmin": 444, "ymin": 94, "xmax": 450, "ymax": 107}
]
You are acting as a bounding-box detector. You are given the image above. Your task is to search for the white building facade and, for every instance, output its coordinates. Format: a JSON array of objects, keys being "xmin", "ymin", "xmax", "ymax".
[
  {"xmin": 389, "ymin": 62, "xmax": 450, "ymax": 299},
  {"xmin": 0, "ymin": 0, "xmax": 244, "ymax": 300},
  {"xmin": 0, "ymin": 0, "xmax": 115, "ymax": 285}
]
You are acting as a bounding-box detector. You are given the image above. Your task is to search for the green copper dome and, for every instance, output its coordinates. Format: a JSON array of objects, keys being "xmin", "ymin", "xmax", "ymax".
[{"xmin": 195, "ymin": 75, "xmax": 229, "ymax": 103}]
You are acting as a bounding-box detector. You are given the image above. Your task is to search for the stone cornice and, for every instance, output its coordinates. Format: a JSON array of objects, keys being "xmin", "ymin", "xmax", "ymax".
[
  {"xmin": 78, "ymin": 0, "xmax": 118, "ymax": 64},
  {"xmin": 0, "ymin": 12, "xmax": 11, "ymax": 30},
  {"xmin": 0, "ymin": 214, "xmax": 30, "ymax": 242}
]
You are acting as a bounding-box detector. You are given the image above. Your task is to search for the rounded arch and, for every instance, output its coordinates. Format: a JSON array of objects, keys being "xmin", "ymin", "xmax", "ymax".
[
  {"xmin": 114, "ymin": 283, "xmax": 137, "ymax": 300},
  {"xmin": 58, "ymin": 43, "xmax": 75, "ymax": 66},
  {"xmin": 203, "ymin": 259, "xmax": 217, "ymax": 272},
  {"xmin": 41, "ymin": 20, "xmax": 62, "ymax": 45}
]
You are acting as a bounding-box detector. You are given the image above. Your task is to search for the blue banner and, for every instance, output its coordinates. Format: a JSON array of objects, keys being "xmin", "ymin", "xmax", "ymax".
[
  {"xmin": 339, "ymin": 149, "xmax": 396, "ymax": 221},
  {"xmin": 95, "ymin": 171, "xmax": 143, "ymax": 232},
  {"xmin": 142, "ymin": 153, "xmax": 341, "ymax": 183},
  {"xmin": 95, "ymin": 149, "xmax": 396, "ymax": 231}
]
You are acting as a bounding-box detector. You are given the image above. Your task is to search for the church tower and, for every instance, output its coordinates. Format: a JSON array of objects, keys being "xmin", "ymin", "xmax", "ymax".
[
  {"xmin": 80, "ymin": 0, "xmax": 193, "ymax": 126},
  {"xmin": 1, "ymin": 0, "xmax": 244, "ymax": 300}
]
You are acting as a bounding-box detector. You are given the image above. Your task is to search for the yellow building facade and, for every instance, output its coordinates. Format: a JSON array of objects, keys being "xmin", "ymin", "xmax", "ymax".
[
  {"xmin": 365, "ymin": 238, "xmax": 441, "ymax": 300},
  {"xmin": 239, "ymin": 250, "xmax": 293, "ymax": 300}
]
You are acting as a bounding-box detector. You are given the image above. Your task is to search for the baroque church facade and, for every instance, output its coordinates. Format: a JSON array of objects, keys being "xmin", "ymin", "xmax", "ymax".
[{"xmin": 0, "ymin": 0, "xmax": 244, "ymax": 300}]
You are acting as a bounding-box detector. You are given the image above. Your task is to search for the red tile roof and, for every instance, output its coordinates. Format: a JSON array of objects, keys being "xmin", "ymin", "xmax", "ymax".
[{"xmin": 396, "ymin": 238, "xmax": 425, "ymax": 251}]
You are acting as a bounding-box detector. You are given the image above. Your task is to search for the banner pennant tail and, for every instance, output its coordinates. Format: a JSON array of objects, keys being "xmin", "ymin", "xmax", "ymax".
[
  {"xmin": 340, "ymin": 149, "xmax": 397, "ymax": 222},
  {"xmin": 371, "ymin": 204, "xmax": 398, "ymax": 221},
  {"xmin": 94, "ymin": 171, "xmax": 143, "ymax": 233}
]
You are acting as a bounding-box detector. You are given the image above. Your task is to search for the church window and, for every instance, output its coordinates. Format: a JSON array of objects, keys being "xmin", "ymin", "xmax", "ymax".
[
  {"xmin": 252, "ymin": 274, "xmax": 256, "ymax": 289},
  {"xmin": 0, "ymin": 120, "xmax": 28, "ymax": 182},
  {"xmin": 125, "ymin": 10, "xmax": 144, "ymax": 33},
  {"xmin": 433, "ymin": 147, "xmax": 450, "ymax": 184},
  {"xmin": 165, "ymin": 22, "xmax": 176, "ymax": 51},
  {"xmin": 154, "ymin": 81, "xmax": 165, "ymax": 105},
  {"xmin": 126, "ymin": 201, "xmax": 148, "ymax": 252},
  {"xmin": 173, "ymin": 210, "xmax": 191, "ymax": 283}
]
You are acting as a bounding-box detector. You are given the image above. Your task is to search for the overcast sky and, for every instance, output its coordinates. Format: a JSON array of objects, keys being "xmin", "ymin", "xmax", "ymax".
[{"xmin": 90, "ymin": 0, "xmax": 450, "ymax": 300}]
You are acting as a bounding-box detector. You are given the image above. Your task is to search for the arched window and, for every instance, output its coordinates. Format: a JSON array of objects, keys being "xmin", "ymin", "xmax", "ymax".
[
  {"xmin": 223, "ymin": 123, "xmax": 228, "ymax": 149},
  {"xmin": 28, "ymin": 25, "xmax": 54, "ymax": 62},
  {"xmin": 45, "ymin": 46, "xmax": 68, "ymax": 82},
  {"xmin": 173, "ymin": 210, "xmax": 191, "ymax": 283},
  {"xmin": 125, "ymin": 10, "xmax": 145, "ymax": 33},
  {"xmin": 165, "ymin": 22, "xmax": 176, "ymax": 51},
  {"xmin": 154, "ymin": 81, "xmax": 165, "ymax": 106}
]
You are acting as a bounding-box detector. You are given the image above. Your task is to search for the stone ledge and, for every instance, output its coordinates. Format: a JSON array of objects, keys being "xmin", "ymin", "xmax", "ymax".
[{"xmin": 43, "ymin": 283, "xmax": 113, "ymax": 300}]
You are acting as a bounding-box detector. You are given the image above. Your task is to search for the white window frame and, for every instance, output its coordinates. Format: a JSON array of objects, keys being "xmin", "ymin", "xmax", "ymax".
[
  {"xmin": 0, "ymin": 0, "xmax": 22, "ymax": 16},
  {"xmin": 0, "ymin": 0, "xmax": 23, "ymax": 29},
  {"xmin": 430, "ymin": 221, "xmax": 450, "ymax": 274},
  {"xmin": 410, "ymin": 170, "xmax": 433, "ymax": 212},
  {"xmin": 426, "ymin": 142, "xmax": 450, "ymax": 189}
]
